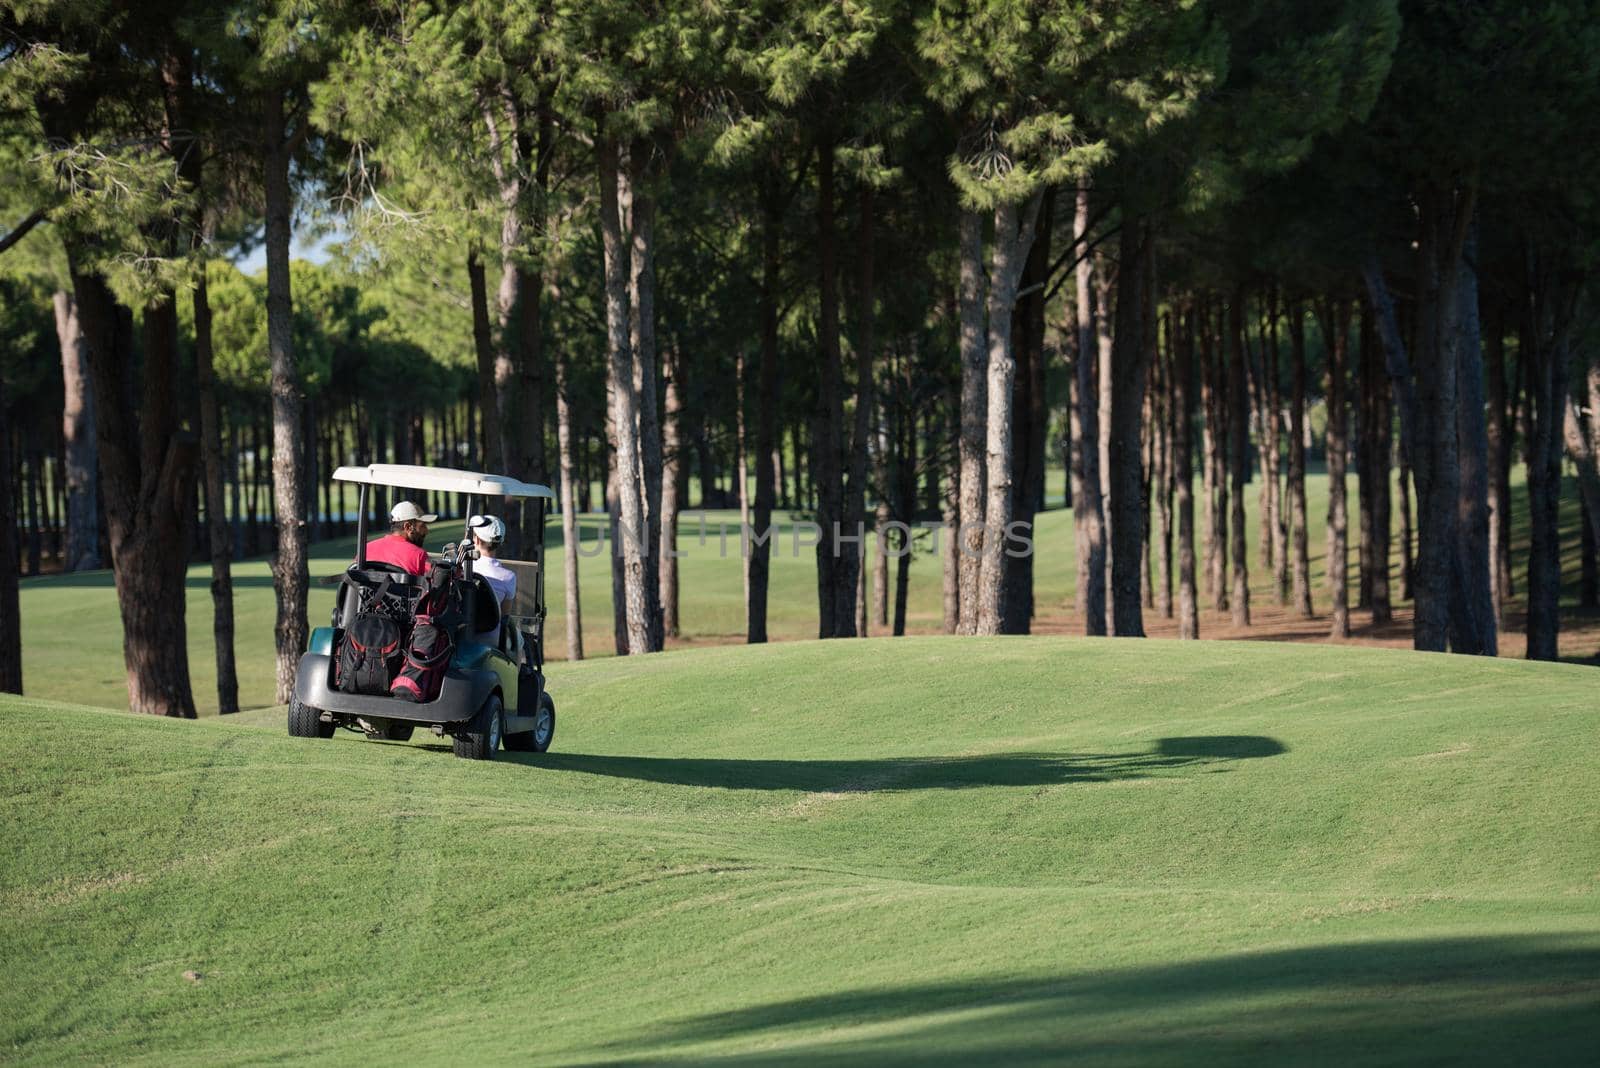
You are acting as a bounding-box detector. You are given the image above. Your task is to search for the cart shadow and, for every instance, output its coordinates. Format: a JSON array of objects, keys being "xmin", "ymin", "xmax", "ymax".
[{"xmin": 419, "ymin": 735, "xmax": 1287, "ymax": 792}]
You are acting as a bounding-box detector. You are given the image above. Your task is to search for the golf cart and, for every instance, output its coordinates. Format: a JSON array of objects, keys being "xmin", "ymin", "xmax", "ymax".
[{"xmin": 288, "ymin": 463, "xmax": 555, "ymax": 761}]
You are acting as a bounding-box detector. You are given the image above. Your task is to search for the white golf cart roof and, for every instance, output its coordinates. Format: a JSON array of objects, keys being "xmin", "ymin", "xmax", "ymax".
[{"xmin": 332, "ymin": 464, "xmax": 555, "ymax": 500}]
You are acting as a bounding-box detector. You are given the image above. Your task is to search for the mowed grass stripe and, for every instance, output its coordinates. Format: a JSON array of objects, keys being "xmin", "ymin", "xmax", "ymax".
[{"xmin": 1, "ymin": 637, "xmax": 1596, "ymax": 1065}]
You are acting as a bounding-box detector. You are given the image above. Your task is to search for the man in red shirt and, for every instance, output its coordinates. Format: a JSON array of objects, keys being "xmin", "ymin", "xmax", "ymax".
[{"xmin": 364, "ymin": 500, "xmax": 436, "ymax": 576}]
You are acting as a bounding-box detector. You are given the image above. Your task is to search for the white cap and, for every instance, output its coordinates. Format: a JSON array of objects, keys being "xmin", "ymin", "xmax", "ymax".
[
  {"xmin": 468, "ymin": 514, "xmax": 506, "ymax": 544},
  {"xmin": 390, "ymin": 500, "xmax": 438, "ymax": 524}
]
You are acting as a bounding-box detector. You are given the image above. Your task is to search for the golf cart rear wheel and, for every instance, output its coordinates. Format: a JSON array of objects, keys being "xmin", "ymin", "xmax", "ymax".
[
  {"xmin": 453, "ymin": 694, "xmax": 503, "ymax": 761},
  {"xmin": 506, "ymin": 691, "xmax": 555, "ymax": 753},
  {"xmin": 288, "ymin": 696, "xmax": 334, "ymax": 740}
]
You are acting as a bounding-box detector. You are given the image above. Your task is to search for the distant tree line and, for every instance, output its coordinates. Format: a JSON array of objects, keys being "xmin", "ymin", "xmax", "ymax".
[{"xmin": 2, "ymin": 0, "xmax": 1598, "ymax": 714}]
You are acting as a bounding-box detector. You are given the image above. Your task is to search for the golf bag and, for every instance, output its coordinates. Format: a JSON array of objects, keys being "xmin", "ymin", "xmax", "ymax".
[
  {"xmin": 337, "ymin": 577, "xmax": 404, "ymax": 696},
  {"xmin": 390, "ymin": 615, "xmax": 451, "ymax": 702},
  {"xmin": 390, "ymin": 565, "xmax": 456, "ymax": 703}
]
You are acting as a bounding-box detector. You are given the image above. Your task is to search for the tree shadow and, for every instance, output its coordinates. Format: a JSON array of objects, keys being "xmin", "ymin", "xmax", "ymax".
[
  {"xmin": 482, "ymin": 735, "xmax": 1285, "ymax": 791},
  {"xmin": 582, "ymin": 934, "xmax": 1599, "ymax": 1065}
]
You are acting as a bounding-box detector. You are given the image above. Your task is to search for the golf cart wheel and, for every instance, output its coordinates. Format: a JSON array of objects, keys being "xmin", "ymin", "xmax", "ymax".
[
  {"xmin": 506, "ymin": 692, "xmax": 555, "ymax": 753},
  {"xmin": 453, "ymin": 693, "xmax": 504, "ymax": 761},
  {"xmin": 288, "ymin": 696, "xmax": 334, "ymax": 739}
]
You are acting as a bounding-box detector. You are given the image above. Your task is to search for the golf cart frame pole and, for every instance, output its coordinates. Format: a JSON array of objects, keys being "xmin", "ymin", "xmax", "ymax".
[
  {"xmin": 531, "ymin": 498, "xmax": 547, "ymax": 671},
  {"xmin": 355, "ymin": 483, "xmax": 370, "ymax": 565}
]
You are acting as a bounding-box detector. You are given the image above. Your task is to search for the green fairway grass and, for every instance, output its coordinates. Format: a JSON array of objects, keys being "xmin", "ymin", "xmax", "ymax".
[{"xmin": 3, "ymin": 638, "xmax": 1596, "ymax": 1064}]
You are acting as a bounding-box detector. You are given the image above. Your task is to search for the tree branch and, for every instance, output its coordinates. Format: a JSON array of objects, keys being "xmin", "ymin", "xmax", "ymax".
[{"xmin": 0, "ymin": 208, "xmax": 45, "ymax": 256}]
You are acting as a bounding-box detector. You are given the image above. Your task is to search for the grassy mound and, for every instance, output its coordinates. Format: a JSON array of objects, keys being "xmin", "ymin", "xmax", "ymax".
[{"xmin": 2, "ymin": 637, "xmax": 1596, "ymax": 1064}]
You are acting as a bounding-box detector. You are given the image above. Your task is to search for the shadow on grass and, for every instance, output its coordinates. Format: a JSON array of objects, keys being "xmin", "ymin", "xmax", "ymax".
[
  {"xmin": 435, "ymin": 735, "xmax": 1288, "ymax": 791},
  {"xmin": 584, "ymin": 934, "xmax": 1599, "ymax": 1066}
]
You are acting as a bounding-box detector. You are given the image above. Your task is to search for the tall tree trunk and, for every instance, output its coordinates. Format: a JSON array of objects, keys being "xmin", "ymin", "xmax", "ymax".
[
  {"xmin": 1485, "ymin": 306, "xmax": 1513, "ymax": 625},
  {"xmin": 1154, "ymin": 314, "xmax": 1173, "ymax": 619},
  {"xmin": 24, "ymin": 446, "xmax": 41, "ymax": 576},
  {"xmin": 554, "ymin": 323, "xmax": 584, "ymax": 662},
  {"xmin": 628, "ymin": 151, "xmax": 666, "ymax": 652},
  {"xmin": 1323, "ymin": 300, "xmax": 1351, "ymax": 638},
  {"xmin": 873, "ymin": 362, "xmax": 891, "ymax": 630},
  {"xmin": 1523, "ymin": 258, "xmax": 1572, "ymax": 662},
  {"xmin": 264, "ymin": 90, "xmax": 306, "ymax": 704},
  {"xmin": 482, "ymin": 88, "xmax": 525, "ymax": 480},
  {"xmin": 1068, "ymin": 325, "xmax": 1084, "ymax": 614},
  {"xmin": 1141, "ymin": 314, "xmax": 1156, "ymax": 613},
  {"xmin": 1005, "ymin": 189, "xmax": 1052, "ymax": 633},
  {"xmin": 597, "ymin": 130, "xmax": 651, "ymax": 654},
  {"xmin": 55, "ymin": 291, "xmax": 99, "ymax": 571},
  {"xmin": 1361, "ymin": 301, "xmax": 1393, "ymax": 624},
  {"xmin": 72, "ymin": 265, "xmax": 197, "ymax": 716},
  {"xmin": 1362, "ymin": 258, "xmax": 1419, "ymax": 608},
  {"xmin": 335, "ymin": 414, "xmax": 347, "ymax": 527},
  {"xmin": 874, "ymin": 499, "xmax": 890, "ymax": 629},
  {"xmin": 955, "ymin": 207, "xmax": 988, "ymax": 635},
  {"xmin": 229, "ymin": 416, "xmax": 242, "ymax": 558},
  {"xmin": 194, "ymin": 264, "xmax": 239, "ymax": 714},
  {"xmin": 245, "ymin": 414, "xmax": 260, "ymax": 557},
  {"xmin": 1286, "ymin": 300, "xmax": 1312, "ymax": 617},
  {"xmin": 1525, "ymin": 344, "xmax": 1564, "ymax": 662},
  {"xmin": 942, "ymin": 388, "xmax": 961, "ymax": 634},
  {"xmin": 467, "ymin": 249, "xmax": 502, "ymax": 473},
  {"xmin": 1356, "ymin": 310, "xmax": 1375, "ymax": 612},
  {"xmin": 736, "ymin": 349, "xmax": 754, "ymax": 635},
  {"xmin": 1396, "ymin": 189, "xmax": 1475, "ymax": 652},
  {"xmin": 742, "ymin": 174, "xmax": 780, "ymax": 642},
  {"xmin": 1246, "ymin": 304, "xmax": 1273, "ymax": 573},
  {"xmin": 1228, "ymin": 291, "xmax": 1250, "ymax": 628},
  {"xmin": 515, "ymin": 101, "xmax": 554, "ymax": 496},
  {"xmin": 892, "ymin": 362, "xmax": 918, "ymax": 636},
  {"xmin": 1201, "ymin": 299, "xmax": 1229, "ymax": 611},
  {"xmin": 1450, "ymin": 230, "xmax": 1496, "ymax": 655},
  {"xmin": 1397, "ymin": 448, "xmax": 1414, "ymax": 602},
  {"xmin": 1108, "ymin": 218, "xmax": 1152, "ymax": 636},
  {"xmin": 1174, "ymin": 302, "xmax": 1199, "ymax": 638},
  {"xmin": 1262, "ymin": 298, "xmax": 1288, "ymax": 602},
  {"xmin": 1072, "ymin": 188, "xmax": 1107, "ymax": 635},
  {"xmin": 1583, "ymin": 499, "xmax": 1598, "ymax": 611},
  {"xmin": 843, "ymin": 185, "xmax": 877, "ymax": 637},
  {"xmin": 1096, "ymin": 249, "xmax": 1116, "ymax": 612},
  {"xmin": 976, "ymin": 195, "xmax": 1043, "ymax": 635},
  {"xmin": 607, "ymin": 437, "xmax": 628, "ymax": 657},
  {"xmin": 0, "ymin": 371, "xmax": 20, "ymax": 692},
  {"xmin": 303, "ymin": 397, "xmax": 319, "ymax": 540},
  {"xmin": 791, "ymin": 419, "xmax": 805, "ymax": 513},
  {"xmin": 815, "ymin": 140, "xmax": 849, "ymax": 637},
  {"xmin": 1564, "ymin": 366, "xmax": 1600, "ymax": 567},
  {"xmin": 662, "ymin": 343, "xmax": 685, "ymax": 640}
]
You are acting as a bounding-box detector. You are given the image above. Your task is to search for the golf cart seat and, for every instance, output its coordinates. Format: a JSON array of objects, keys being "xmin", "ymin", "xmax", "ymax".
[{"xmin": 469, "ymin": 574, "xmax": 504, "ymax": 646}]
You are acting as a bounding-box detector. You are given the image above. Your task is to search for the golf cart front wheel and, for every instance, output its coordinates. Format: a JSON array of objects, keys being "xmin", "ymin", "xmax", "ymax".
[
  {"xmin": 505, "ymin": 692, "xmax": 555, "ymax": 753},
  {"xmin": 288, "ymin": 696, "xmax": 334, "ymax": 739},
  {"xmin": 453, "ymin": 694, "xmax": 504, "ymax": 761}
]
